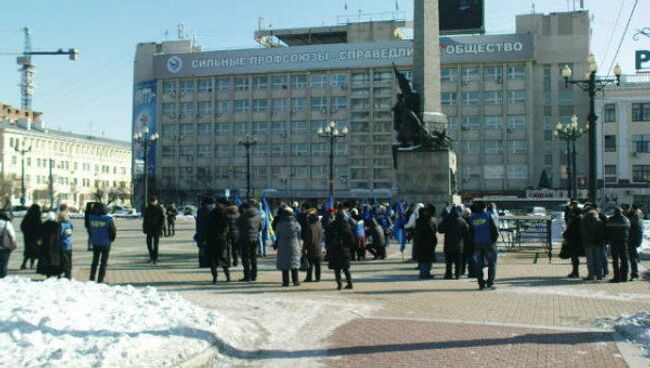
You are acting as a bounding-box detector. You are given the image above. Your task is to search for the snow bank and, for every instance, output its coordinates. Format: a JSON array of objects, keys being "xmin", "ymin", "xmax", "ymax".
[
  {"xmin": 0, "ymin": 277, "xmax": 247, "ymax": 368},
  {"xmin": 600, "ymin": 312, "xmax": 650, "ymax": 357},
  {"xmin": 641, "ymin": 221, "xmax": 650, "ymax": 260}
]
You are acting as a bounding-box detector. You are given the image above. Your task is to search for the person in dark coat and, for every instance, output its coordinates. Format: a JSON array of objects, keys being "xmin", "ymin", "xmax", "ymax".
[
  {"xmin": 439, "ymin": 206, "xmax": 469, "ymax": 279},
  {"xmin": 166, "ymin": 203, "xmax": 178, "ymax": 237},
  {"xmin": 304, "ymin": 211, "xmax": 324, "ymax": 282},
  {"xmin": 238, "ymin": 202, "xmax": 262, "ymax": 282},
  {"xmin": 469, "ymin": 202, "xmax": 499, "ymax": 290},
  {"xmin": 605, "ymin": 207, "xmax": 630, "ymax": 283},
  {"xmin": 142, "ymin": 196, "xmax": 165, "ymax": 265},
  {"xmin": 580, "ymin": 204, "xmax": 606, "ymax": 280},
  {"xmin": 328, "ymin": 210, "xmax": 354, "ymax": 290},
  {"xmin": 206, "ymin": 199, "xmax": 231, "ymax": 283},
  {"xmin": 563, "ymin": 205, "xmax": 584, "ymax": 278},
  {"xmin": 36, "ymin": 212, "xmax": 63, "ymax": 278},
  {"xmin": 20, "ymin": 204, "xmax": 42, "ymax": 269},
  {"xmin": 414, "ymin": 207, "xmax": 437, "ymax": 279},
  {"xmin": 275, "ymin": 207, "xmax": 302, "ymax": 287},
  {"xmin": 88, "ymin": 204, "xmax": 117, "ymax": 283},
  {"xmin": 626, "ymin": 205, "xmax": 644, "ymax": 281},
  {"xmin": 225, "ymin": 204, "xmax": 240, "ymax": 267},
  {"xmin": 195, "ymin": 197, "xmax": 215, "ymax": 267},
  {"xmin": 366, "ymin": 217, "xmax": 387, "ymax": 260},
  {"xmin": 84, "ymin": 202, "xmax": 96, "ymax": 251}
]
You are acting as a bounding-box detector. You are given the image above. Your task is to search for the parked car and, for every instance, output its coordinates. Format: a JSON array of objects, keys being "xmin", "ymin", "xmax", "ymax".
[
  {"xmin": 182, "ymin": 205, "xmax": 197, "ymax": 217},
  {"xmin": 531, "ymin": 207, "xmax": 547, "ymax": 216}
]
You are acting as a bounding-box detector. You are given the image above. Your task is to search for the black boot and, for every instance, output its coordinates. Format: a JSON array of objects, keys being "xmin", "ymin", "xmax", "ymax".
[
  {"xmin": 212, "ymin": 274, "xmax": 217, "ymax": 284},
  {"xmin": 223, "ymin": 268, "xmax": 231, "ymax": 282},
  {"xmin": 291, "ymin": 269, "xmax": 300, "ymax": 286},
  {"xmin": 282, "ymin": 270, "xmax": 290, "ymax": 287},
  {"xmin": 20, "ymin": 258, "xmax": 27, "ymax": 270}
]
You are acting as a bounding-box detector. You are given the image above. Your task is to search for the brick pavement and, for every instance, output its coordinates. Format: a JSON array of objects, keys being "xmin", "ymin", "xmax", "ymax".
[{"xmin": 7, "ymin": 217, "xmax": 649, "ymax": 367}]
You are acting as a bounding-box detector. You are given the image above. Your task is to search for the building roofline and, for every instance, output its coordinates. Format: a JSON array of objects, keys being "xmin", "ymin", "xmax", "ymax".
[{"xmin": 0, "ymin": 122, "xmax": 131, "ymax": 149}]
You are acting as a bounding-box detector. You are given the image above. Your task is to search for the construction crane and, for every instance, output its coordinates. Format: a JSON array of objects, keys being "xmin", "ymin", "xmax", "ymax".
[{"xmin": 14, "ymin": 27, "xmax": 79, "ymax": 111}]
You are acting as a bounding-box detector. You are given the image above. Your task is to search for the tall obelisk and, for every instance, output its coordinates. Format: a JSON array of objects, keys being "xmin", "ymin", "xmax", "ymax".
[{"xmin": 413, "ymin": 0, "xmax": 442, "ymax": 116}]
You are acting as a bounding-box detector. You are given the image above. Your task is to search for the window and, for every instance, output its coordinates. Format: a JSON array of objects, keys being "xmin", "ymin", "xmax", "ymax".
[
  {"xmin": 179, "ymin": 102, "xmax": 194, "ymax": 117},
  {"xmin": 633, "ymin": 134, "xmax": 650, "ymax": 153},
  {"xmin": 291, "ymin": 166, "xmax": 309, "ymax": 178},
  {"xmin": 180, "ymin": 80, "xmax": 194, "ymax": 94},
  {"xmin": 272, "ymin": 98, "xmax": 287, "ymax": 113},
  {"xmin": 559, "ymin": 89, "xmax": 573, "ymax": 105},
  {"xmin": 271, "ymin": 144, "xmax": 288, "ymax": 156},
  {"xmin": 462, "ymin": 141, "xmax": 480, "ymax": 154},
  {"xmin": 253, "ymin": 76, "xmax": 268, "ymax": 90},
  {"xmin": 484, "ymin": 140, "xmax": 503, "ymax": 154},
  {"xmin": 632, "ymin": 103, "xmax": 650, "ymax": 122},
  {"xmin": 331, "ymin": 73, "xmax": 347, "ymax": 87},
  {"xmin": 334, "ymin": 142, "xmax": 347, "ymax": 155},
  {"xmin": 198, "ymin": 101, "xmax": 212, "ymax": 116},
  {"xmin": 604, "ymin": 135, "xmax": 617, "ymax": 152},
  {"xmin": 310, "ymin": 74, "xmax": 327, "ymax": 88},
  {"xmin": 197, "ymin": 123, "xmax": 212, "ymax": 136},
  {"xmin": 373, "ymin": 87, "xmax": 391, "ymax": 95},
  {"xmin": 373, "ymin": 98, "xmax": 392, "ymax": 110},
  {"xmin": 234, "ymin": 100, "xmax": 249, "ymax": 113},
  {"xmin": 462, "ymin": 92, "xmax": 480, "ymax": 106},
  {"xmin": 507, "ymin": 64, "xmax": 526, "ymax": 80},
  {"xmin": 351, "ymin": 87, "xmax": 369, "ymax": 96},
  {"xmin": 217, "ymin": 101, "xmax": 231, "ymax": 115},
  {"xmin": 507, "ymin": 165, "xmax": 528, "ymax": 179},
  {"xmin": 350, "ymin": 121, "xmax": 368, "ymax": 133},
  {"xmin": 180, "ymin": 124, "xmax": 195, "ymax": 136},
  {"xmin": 484, "ymin": 66, "xmax": 503, "ymax": 82},
  {"xmin": 197, "ymin": 79, "xmax": 212, "ymax": 93},
  {"xmin": 311, "ymin": 97, "xmax": 328, "ymax": 111},
  {"xmin": 252, "ymin": 144, "xmax": 268, "ymax": 157},
  {"xmin": 253, "ymin": 99, "xmax": 268, "ymax": 113},
  {"xmin": 633, "ymin": 165, "xmax": 650, "ymax": 182},
  {"xmin": 216, "ymin": 79, "xmax": 230, "ymax": 92},
  {"xmin": 291, "ymin": 98, "xmax": 306, "ymax": 112},
  {"xmin": 484, "ymin": 116, "xmax": 502, "ymax": 130},
  {"xmin": 271, "ymin": 122, "xmax": 287, "ymax": 135},
  {"xmin": 179, "ymin": 146, "xmax": 194, "ymax": 158},
  {"xmin": 162, "ymin": 81, "xmax": 177, "ymax": 95},
  {"xmin": 332, "ymin": 96, "xmax": 347, "ymax": 110},
  {"xmin": 461, "ymin": 116, "xmax": 480, "ymax": 130},
  {"xmin": 291, "ymin": 143, "xmax": 308, "ymax": 156},
  {"xmin": 272, "ymin": 75, "xmax": 288, "ymax": 89},
  {"xmin": 461, "ymin": 67, "xmax": 479, "ymax": 83},
  {"xmin": 234, "ymin": 122, "xmax": 248, "ymax": 136},
  {"xmin": 441, "ymin": 68, "xmax": 458, "ymax": 82},
  {"xmin": 507, "ymin": 140, "xmax": 528, "ymax": 154},
  {"xmin": 373, "ymin": 71, "xmax": 392, "ymax": 84},
  {"xmin": 234, "ymin": 77, "xmax": 249, "ymax": 91},
  {"xmin": 291, "ymin": 121, "xmax": 308, "ymax": 135},
  {"xmin": 604, "ymin": 104, "xmax": 616, "ymax": 122},
  {"xmin": 484, "ymin": 91, "xmax": 502, "ymax": 105},
  {"xmin": 215, "ymin": 145, "xmax": 230, "ymax": 157},
  {"xmin": 197, "ymin": 145, "xmax": 211, "ymax": 158},
  {"xmin": 162, "ymin": 146, "xmax": 176, "ymax": 158},
  {"xmin": 484, "ymin": 165, "xmax": 505, "ymax": 179},
  {"xmin": 605, "ymin": 165, "xmax": 617, "ymax": 183},
  {"xmin": 311, "ymin": 143, "xmax": 326, "ymax": 156},
  {"xmin": 508, "ymin": 90, "xmax": 526, "ymax": 104},
  {"xmin": 162, "ymin": 103, "xmax": 176, "ymax": 117},
  {"xmin": 291, "ymin": 75, "xmax": 307, "ymax": 88},
  {"xmin": 351, "ymin": 99, "xmax": 369, "ymax": 110},
  {"xmin": 251, "ymin": 122, "xmax": 268, "ymax": 135},
  {"xmin": 507, "ymin": 116, "xmax": 527, "ymax": 130},
  {"xmin": 351, "ymin": 72, "xmax": 370, "ymax": 85},
  {"xmin": 462, "ymin": 165, "xmax": 481, "ymax": 180},
  {"xmin": 442, "ymin": 92, "xmax": 457, "ymax": 106}
]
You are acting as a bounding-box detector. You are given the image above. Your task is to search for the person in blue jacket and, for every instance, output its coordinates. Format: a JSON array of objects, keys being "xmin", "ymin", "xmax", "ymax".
[
  {"xmin": 469, "ymin": 201, "xmax": 499, "ymax": 290},
  {"xmin": 88, "ymin": 203, "xmax": 117, "ymax": 283},
  {"xmin": 57, "ymin": 204, "xmax": 74, "ymax": 279}
]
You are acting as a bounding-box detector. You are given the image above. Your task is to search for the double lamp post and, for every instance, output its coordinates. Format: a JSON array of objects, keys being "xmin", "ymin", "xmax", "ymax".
[
  {"xmin": 561, "ymin": 54, "xmax": 621, "ymax": 202},
  {"xmin": 554, "ymin": 115, "xmax": 586, "ymax": 200},
  {"xmin": 133, "ymin": 127, "xmax": 159, "ymax": 206},
  {"xmin": 317, "ymin": 121, "xmax": 348, "ymax": 202}
]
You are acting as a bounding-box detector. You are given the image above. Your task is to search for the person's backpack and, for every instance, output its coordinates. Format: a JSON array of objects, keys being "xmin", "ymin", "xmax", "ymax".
[{"xmin": 0, "ymin": 222, "xmax": 17, "ymax": 250}]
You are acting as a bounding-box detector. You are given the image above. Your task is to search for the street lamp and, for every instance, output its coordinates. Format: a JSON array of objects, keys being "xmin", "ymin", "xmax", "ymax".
[
  {"xmin": 317, "ymin": 121, "xmax": 348, "ymax": 202},
  {"xmin": 238, "ymin": 135, "xmax": 257, "ymax": 201},
  {"xmin": 554, "ymin": 115, "xmax": 587, "ymax": 200},
  {"xmin": 133, "ymin": 127, "xmax": 159, "ymax": 206},
  {"xmin": 13, "ymin": 139, "xmax": 31, "ymax": 206},
  {"xmin": 561, "ymin": 55, "xmax": 622, "ymax": 202}
]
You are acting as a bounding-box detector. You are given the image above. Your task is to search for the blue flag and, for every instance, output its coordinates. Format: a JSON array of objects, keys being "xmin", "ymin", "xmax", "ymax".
[
  {"xmin": 233, "ymin": 193, "xmax": 242, "ymax": 207},
  {"xmin": 261, "ymin": 197, "xmax": 276, "ymax": 243},
  {"xmin": 327, "ymin": 193, "xmax": 335, "ymax": 210}
]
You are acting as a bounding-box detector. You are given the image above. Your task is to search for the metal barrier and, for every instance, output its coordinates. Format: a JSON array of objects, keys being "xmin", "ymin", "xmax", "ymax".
[{"xmin": 497, "ymin": 215, "xmax": 553, "ymax": 263}]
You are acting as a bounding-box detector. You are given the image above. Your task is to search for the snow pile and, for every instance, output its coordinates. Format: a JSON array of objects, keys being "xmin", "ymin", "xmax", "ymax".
[
  {"xmin": 0, "ymin": 277, "xmax": 247, "ymax": 368},
  {"xmin": 600, "ymin": 312, "xmax": 650, "ymax": 356},
  {"xmin": 641, "ymin": 221, "xmax": 650, "ymax": 260}
]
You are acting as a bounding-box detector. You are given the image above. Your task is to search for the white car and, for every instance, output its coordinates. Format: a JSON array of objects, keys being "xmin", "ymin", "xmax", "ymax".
[{"xmin": 532, "ymin": 207, "xmax": 547, "ymax": 216}]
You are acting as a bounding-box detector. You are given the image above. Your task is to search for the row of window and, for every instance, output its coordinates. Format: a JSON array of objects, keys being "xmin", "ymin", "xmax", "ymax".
[
  {"xmin": 442, "ymin": 90, "xmax": 526, "ymax": 106},
  {"xmin": 603, "ymin": 103, "xmax": 650, "ymax": 122},
  {"xmin": 162, "ymin": 142, "xmax": 348, "ymax": 158},
  {"xmin": 447, "ymin": 115, "xmax": 527, "ymax": 131},
  {"xmin": 441, "ymin": 65, "xmax": 527, "ymax": 83},
  {"xmin": 161, "ymin": 120, "xmax": 348, "ymax": 137},
  {"xmin": 9, "ymin": 156, "xmax": 128, "ymax": 175},
  {"xmin": 459, "ymin": 140, "xmax": 528, "ymax": 155},
  {"xmin": 6, "ymin": 137, "xmax": 128, "ymax": 158},
  {"xmin": 604, "ymin": 134, "xmax": 650, "ymax": 154},
  {"xmin": 462, "ymin": 164, "xmax": 528, "ymax": 180},
  {"xmin": 162, "ymin": 166, "xmax": 349, "ymax": 180}
]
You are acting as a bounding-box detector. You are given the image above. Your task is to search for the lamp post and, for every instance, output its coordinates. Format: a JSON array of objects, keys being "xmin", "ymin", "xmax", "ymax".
[
  {"xmin": 238, "ymin": 135, "xmax": 257, "ymax": 201},
  {"xmin": 317, "ymin": 121, "xmax": 348, "ymax": 201},
  {"xmin": 561, "ymin": 55, "xmax": 622, "ymax": 202},
  {"xmin": 13, "ymin": 139, "xmax": 31, "ymax": 206},
  {"xmin": 133, "ymin": 127, "xmax": 159, "ymax": 207},
  {"xmin": 554, "ymin": 115, "xmax": 587, "ymax": 200}
]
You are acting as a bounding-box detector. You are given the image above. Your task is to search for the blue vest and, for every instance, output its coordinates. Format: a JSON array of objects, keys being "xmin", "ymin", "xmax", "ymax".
[
  {"xmin": 354, "ymin": 220, "xmax": 366, "ymax": 237},
  {"xmin": 470, "ymin": 212, "xmax": 493, "ymax": 246},
  {"xmin": 59, "ymin": 221, "xmax": 74, "ymax": 251},
  {"xmin": 89, "ymin": 215, "xmax": 112, "ymax": 247}
]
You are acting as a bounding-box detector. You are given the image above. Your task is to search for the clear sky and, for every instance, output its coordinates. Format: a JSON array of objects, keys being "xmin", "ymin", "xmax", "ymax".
[{"xmin": 0, "ymin": 0, "xmax": 647, "ymax": 141}]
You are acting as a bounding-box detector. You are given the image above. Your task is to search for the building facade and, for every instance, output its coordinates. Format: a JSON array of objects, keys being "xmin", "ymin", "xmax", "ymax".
[
  {"xmin": 133, "ymin": 11, "xmax": 592, "ymax": 202},
  {"xmin": 0, "ymin": 103, "xmax": 132, "ymax": 209},
  {"xmin": 595, "ymin": 75, "xmax": 650, "ymax": 213}
]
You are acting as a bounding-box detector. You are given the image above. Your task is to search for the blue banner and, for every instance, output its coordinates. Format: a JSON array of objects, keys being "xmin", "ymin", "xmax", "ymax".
[{"xmin": 132, "ymin": 80, "xmax": 157, "ymax": 178}]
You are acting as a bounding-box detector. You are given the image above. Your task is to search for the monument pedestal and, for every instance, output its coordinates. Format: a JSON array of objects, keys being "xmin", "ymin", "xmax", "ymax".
[{"xmin": 395, "ymin": 149, "xmax": 461, "ymax": 209}]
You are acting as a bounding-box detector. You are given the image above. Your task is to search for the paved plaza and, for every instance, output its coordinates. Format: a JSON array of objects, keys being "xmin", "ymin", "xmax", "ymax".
[{"xmin": 7, "ymin": 218, "xmax": 649, "ymax": 367}]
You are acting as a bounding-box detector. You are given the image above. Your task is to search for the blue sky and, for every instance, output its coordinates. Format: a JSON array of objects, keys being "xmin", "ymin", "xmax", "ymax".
[{"xmin": 0, "ymin": 0, "xmax": 647, "ymax": 141}]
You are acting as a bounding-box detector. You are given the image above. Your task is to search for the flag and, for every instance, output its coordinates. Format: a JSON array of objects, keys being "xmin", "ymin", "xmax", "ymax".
[
  {"xmin": 327, "ymin": 193, "xmax": 335, "ymax": 210},
  {"xmin": 344, "ymin": 2, "xmax": 348, "ymax": 10},
  {"xmin": 362, "ymin": 203, "xmax": 371, "ymax": 221},
  {"xmin": 261, "ymin": 197, "xmax": 276, "ymax": 243},
  {"xmin": 393, "ymin": 201, "xmax": 407, "ymax": 252},
  {"xmin": 233, "ymin": 193, "xmax": 242, "ymax": 207},
  {"xmin": 395, "ymin": 0, "xmax": 399, "ymax": 11}
]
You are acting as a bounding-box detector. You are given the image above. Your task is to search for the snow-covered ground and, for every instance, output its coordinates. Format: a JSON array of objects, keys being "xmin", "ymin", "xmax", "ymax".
[
  {"xmin": 0, "ymin": 277, "xmax": 253, "ymax": 368},
  {"xmin": 641, "ymin": 221, "xmax": 650, "ymax": 260},
  {"xmin": 600, "ymin": 312, "xmax": 650, "ymax": 357}
]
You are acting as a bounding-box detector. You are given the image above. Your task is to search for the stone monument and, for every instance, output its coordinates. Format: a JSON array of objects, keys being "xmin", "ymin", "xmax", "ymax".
[{"xmin": 393, "ymin": 0, "xmax": 461, "ymax": 207}]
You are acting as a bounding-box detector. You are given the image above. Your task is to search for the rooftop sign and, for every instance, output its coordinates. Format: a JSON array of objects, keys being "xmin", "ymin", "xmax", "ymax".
[{"xmin": 153, "ymin": 34, "xmax": 533, "ymax": 78}]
